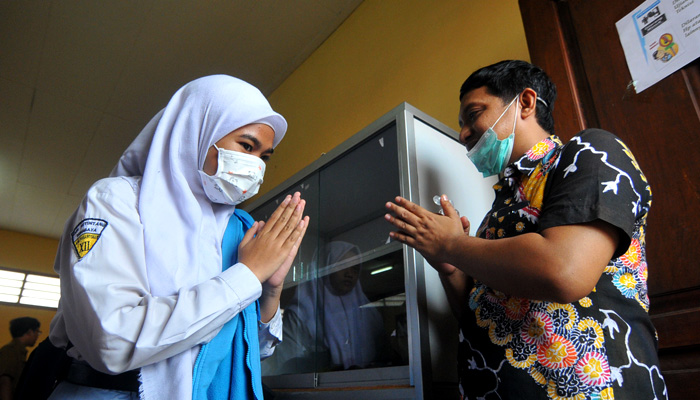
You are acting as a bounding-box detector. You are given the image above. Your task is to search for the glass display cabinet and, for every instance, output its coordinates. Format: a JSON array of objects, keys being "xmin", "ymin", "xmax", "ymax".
[{"xmin": 244, "ymin": 103, "xmax": 497, "ymax": 399}]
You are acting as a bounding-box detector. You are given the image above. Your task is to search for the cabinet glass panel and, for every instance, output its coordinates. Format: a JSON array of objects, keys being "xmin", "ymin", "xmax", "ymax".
[{"xmin": 256, "ymin": 123, "xmax": 408, "ymax": 377}]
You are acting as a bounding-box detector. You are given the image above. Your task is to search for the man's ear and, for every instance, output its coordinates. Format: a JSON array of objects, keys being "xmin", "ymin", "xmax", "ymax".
[{"xmin": 519, "ymin": 88, "xmax": 538, "ymax": 120}]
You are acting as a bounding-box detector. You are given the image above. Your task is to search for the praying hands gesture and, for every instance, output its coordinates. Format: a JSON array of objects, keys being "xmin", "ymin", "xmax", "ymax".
[
  {"xmin": 239, "ymin": 191, "xmax": 309, "ymax": 321},
  {"xmin": 385, "ymin": 192, "xmax": 619, "ymax": 307},
  {"xmin": 239, "ymin": 191, "xmax": 308, "ymax": 284},
  {"xmin": 384, "ymin": 195, "xmax": 470, "ymax": 273},
  {"xmin": 385, "ymin": 194, "xmax": 472, "ymax": 318}
]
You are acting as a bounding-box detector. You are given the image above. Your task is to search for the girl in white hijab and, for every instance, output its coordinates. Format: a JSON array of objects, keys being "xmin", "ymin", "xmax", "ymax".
[{"xmin": 49, "ymin": 75, "xmax": 308, "ymax": 399}]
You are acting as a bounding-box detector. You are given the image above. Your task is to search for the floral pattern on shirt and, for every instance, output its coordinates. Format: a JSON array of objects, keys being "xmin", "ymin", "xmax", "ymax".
[
  {"xmin": 459, "ymin": 131, "xmax": 666, "ymax": 400},
  {"xmin": 470, "ymin": 283, "xmax": 613, "ymax": 399}
]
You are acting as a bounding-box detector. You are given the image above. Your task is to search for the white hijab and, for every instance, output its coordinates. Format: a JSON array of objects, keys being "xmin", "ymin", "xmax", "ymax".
[{"xmin": 109, "ymin": 75, "xmax": 286, "ymax": 399}]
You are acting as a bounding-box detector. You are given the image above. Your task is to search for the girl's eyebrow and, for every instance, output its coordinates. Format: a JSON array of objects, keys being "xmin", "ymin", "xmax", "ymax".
[{"xmin": 239, "ymin": 133, "xmax": 274, "ymax": 154}]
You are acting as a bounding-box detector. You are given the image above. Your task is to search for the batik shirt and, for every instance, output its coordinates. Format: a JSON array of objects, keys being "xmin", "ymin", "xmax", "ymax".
[{"xmin": 459, "ymin": 129, "xmax": 667, "ymax": 400}]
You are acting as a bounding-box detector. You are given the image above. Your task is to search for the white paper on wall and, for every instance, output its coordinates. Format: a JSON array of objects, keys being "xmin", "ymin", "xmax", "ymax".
[{"xmin": 616, "ymin": 0, "xmax": 700, "ymax": 93}]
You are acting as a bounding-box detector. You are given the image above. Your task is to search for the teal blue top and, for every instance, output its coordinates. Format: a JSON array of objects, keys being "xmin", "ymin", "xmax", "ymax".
[{"xmin": 192, "ymin": 209, "xmax": 263, "ymax": 400}]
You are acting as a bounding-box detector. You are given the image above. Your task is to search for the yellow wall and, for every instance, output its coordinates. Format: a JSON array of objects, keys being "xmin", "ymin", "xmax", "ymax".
[
  {"xmin": 0, "ymin": 230, "xmax": 59, "ymax": 349},
  {"xmin": 262, "ymin": 0, "xmax": 529, "ymax": 193}
]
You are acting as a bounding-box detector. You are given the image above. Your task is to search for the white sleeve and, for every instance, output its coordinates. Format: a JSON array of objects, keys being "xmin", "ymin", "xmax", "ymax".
[
  {"xmin": 51, "ymin": 178, "xmax": 262, "ymax": 373},
  {"xmin": 258, "ymin": 305, "xmax": 283, "ymax": 359}
]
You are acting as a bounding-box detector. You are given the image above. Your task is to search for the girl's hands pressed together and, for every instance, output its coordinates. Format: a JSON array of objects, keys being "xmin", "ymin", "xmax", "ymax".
[{"xmin": 239, "ymin": 191, "xmax": 309, "ymax": 285}]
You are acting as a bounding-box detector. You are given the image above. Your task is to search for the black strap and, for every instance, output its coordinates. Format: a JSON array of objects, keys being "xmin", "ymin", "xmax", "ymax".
[{"xmin": 64, "ymin": 360, "xmax": 141, "ymax": 392}]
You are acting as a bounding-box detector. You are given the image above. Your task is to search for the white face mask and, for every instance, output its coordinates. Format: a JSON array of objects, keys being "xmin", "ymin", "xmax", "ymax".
[{"xmin": 199, "ymin": 144, "xmax": 266, "ymax": 205}]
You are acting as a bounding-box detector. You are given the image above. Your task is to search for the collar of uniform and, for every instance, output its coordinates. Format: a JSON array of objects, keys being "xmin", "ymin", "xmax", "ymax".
[{"xmin": 503, "ymin": 135, "xmax": 562, "ymax": 178}]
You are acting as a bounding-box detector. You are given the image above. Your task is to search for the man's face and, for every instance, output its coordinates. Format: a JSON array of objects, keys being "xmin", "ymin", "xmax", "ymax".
[
  {"xmin": 29, "ymin": 329, "xmax": 41, "ymax": 346},
  {"xmin": 458, "ymin": 86, "xmax": 516, "ymax": 151},
  {"xmin": 22, "ymin": 328, "xmax": 41, "ymax": 347}
]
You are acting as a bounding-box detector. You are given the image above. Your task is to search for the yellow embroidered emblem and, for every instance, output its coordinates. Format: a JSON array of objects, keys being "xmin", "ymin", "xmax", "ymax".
[{"xmin": 71, "ymin": 219, "xmax": 108, "ymax": 259}]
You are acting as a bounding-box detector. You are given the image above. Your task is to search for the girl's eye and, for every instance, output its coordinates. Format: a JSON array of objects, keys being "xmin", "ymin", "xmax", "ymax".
[{"xmin": 241, "ymin": 143, "xmax": 253, "ymax": 152}]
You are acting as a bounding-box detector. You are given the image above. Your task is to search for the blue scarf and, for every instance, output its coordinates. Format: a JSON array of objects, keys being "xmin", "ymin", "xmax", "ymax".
[{"xmin": 192, "ymin": 209, "xmax": 263, "ymax": 400}]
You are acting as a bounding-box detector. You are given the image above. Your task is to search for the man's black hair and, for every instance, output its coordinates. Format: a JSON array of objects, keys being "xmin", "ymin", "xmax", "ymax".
[
  {"xmin": 460, "ymin": 60, "xmax": 557, "ymax": 134},
  {"xmin": 10, "ymin": 317, "xmax": 40, "ymax": 338}
]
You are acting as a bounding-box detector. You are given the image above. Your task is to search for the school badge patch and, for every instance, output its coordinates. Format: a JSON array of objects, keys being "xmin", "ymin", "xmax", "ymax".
[{"xmin": 71, "ymin": 218, "xmax": 108, "ymax": 259}]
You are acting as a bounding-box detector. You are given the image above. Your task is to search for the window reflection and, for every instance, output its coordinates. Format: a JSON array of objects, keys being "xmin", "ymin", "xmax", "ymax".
[
  {"xmin": 257, "ymin": 125, "xmax": 408, "ymax": 377},
  {"xmin": 263, "ymin": 241, "xmax": 407, "ymax": 375}
]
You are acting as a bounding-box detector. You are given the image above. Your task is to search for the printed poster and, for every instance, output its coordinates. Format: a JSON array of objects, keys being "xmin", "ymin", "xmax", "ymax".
[{"xmin": 616, "ymin": 0, "xmax": 700, "ymax": 93}]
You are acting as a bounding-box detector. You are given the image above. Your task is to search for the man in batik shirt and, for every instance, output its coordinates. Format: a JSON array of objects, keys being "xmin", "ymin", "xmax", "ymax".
[{"xmin": 385, "ymin": 60, "xmax": 666, "ymax": 399}]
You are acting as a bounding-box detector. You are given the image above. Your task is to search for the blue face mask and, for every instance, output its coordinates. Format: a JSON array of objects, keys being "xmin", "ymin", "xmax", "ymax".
[{"xmin": 467, "ymin": 95, "xmax": 519, "ymax": 177}]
